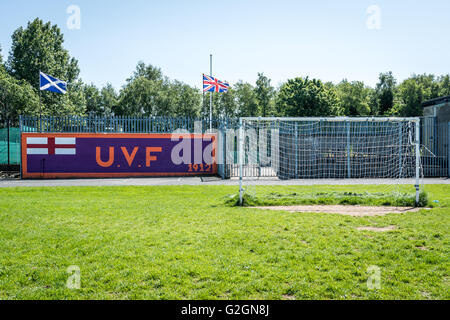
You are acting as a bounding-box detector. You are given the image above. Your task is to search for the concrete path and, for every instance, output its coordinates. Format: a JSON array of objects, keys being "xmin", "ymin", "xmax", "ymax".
[{"xmin": 0, "ymin": 177, "xmax": 448, "ymax": 188}]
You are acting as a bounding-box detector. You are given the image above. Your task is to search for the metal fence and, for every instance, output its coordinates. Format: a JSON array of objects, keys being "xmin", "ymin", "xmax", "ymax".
[
  {"xmin": 18, "ymin": 115, "xmax": 238, "ymax": 179},
  {"xmin": 6, "ymin": 115, "xmax": 449, "ymax": 177},
  {"xmin": 225, "ymin": 117, "xmax": 450, "ymax": 179},
  {"xmin": 19, "ymin": 115, "xmax": 229, "ymax": 133}
]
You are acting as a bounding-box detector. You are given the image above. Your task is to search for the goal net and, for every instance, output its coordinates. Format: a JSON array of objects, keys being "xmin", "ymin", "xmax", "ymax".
[{"xmin": 237, "ymin": 117, "xmax": 423, "ymax": 206}]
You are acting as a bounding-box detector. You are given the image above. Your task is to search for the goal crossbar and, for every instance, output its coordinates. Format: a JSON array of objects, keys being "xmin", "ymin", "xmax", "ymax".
[{"xmin": 240, "ymin": 116, "xmax": 420, "ymax": 122}]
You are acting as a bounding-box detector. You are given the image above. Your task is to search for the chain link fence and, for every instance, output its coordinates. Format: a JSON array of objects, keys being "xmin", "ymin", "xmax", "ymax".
[{"xmin": 0, "ymin": 115, "xmax": 447, "ymax": 177}]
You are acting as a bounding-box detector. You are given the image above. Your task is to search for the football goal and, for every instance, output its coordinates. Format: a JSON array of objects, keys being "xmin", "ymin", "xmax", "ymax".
[{"xmin": 237, "ymin": 117, "xmax": 422, "ymax": 206}]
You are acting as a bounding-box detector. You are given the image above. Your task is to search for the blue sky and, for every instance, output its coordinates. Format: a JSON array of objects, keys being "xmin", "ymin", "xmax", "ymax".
[{"xmin": 0, "ymin": 0, "xmax": 449, "ymax": 91}]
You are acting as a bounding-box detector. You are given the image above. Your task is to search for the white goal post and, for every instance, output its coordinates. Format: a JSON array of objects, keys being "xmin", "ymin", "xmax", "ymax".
[{"xmin": 237, "ymin": 117, "xmax": 422, "ymax": 205}]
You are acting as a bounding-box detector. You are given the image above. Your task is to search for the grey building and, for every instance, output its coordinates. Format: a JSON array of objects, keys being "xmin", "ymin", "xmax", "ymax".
[
  {"xmin": 421, "ymin": 96, "xmax": 450, "ymax": 177},
  {"xmin": 423, "ymin": 95, "xmax": 450, "ymax": 121}
]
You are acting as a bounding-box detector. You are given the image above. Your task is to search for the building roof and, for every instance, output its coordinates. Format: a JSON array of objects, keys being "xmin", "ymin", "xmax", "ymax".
[{"xmin": 422, "ymin": 95, "xmax": 450, "ymax": 108}]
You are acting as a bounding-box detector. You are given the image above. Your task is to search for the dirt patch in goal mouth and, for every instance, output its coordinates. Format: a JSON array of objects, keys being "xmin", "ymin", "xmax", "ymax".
[{"xmin": 253, "ymin": 205, "xmax": 420, "ymax": 217}]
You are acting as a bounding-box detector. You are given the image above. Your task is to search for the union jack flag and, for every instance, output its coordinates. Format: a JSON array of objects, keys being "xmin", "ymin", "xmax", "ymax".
[{"xmin": 203, "ymin": 74, "xmax": 230, "ymax": 93}]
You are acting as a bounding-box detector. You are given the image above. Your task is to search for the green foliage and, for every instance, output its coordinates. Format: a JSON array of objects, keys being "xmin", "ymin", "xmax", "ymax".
[
  {"xmin": 217, "ymin": 89, "xmax": 238, "ymax": 118},
  {"xmin": 117, "ymin": 63, "xmax": 201, "ymax": 117},
  {"xmin": 438, "ymin": 75, "xmax": 450, "ymax": 96},
  {"xmin": 418, "ymin": 190, "xmax": 429, "ymax": 208},
  {"xmin": 226, "ymin": 190, "xmax": 430, "ymax": 208},
  {"xmin": 117, "ymin": 76, "xmax": 163, "ymax": 116},
  {"xmin": 169, "ymin": 80, "xmax": 202, "ymax": 117},
  {"xmin": 393, "ymin": 78, "xmax": 424, "ymax": 117},
  {"xmin": 235, "ymin": 81, "xmax": 259, "ymax": 117},
  {"xmin": 255, "ymin": 72, "xmax": 275, "ymax": 117},
  {"xmin": 65, "ymin": 81, "xmax": 87, "ymax": 115},
  {"xmin": 375, "ymin": 72, "xmax": 396, "ymax": 115},
  {"xmin": 392, "ymin": 74, "xmax": 450, "ymax": 116},
  {"xmin": 81, "ymin": 83, "xmax": 118, "ymax": 117},
  {"xmin": 117, "ymin": 63, "xmax": 173, "ymax": 116},
  {"xmin": 1, "ymin": 45, "xmax": 41, "ymax": 120},
  {"xmin": 6, "ymin": 18, "xmax": 84, "ymax": 116},
  {"xmin": 201, "ymin": 74, "xmax": 275, "ymax": 118},
  {"xmin": 34, "ymin": 80, "xmax": 86, "ymax": 117},
  {"xmin": 7, "ymin": 18, "xmax": 79, "ymax": 88},
  {"xmin": 83, "ymin": 84, "xmax": 102, "ymax": 115},
  {"xmin": 0, "ymin": 69, "xmax": 40, "ymax": 120},
  {"xmin": 128, "ymin": 61, "xmax": 163, "ymax": 82},
  {"xmin": 276, "ymin": 77, "xmax": 339, "ymax": 117},
  {"xmin": 201, "ymin": 90, "xmax": 219, "ymax": 118},
  {"xmin": 335, "ymin": 80, "xmax": 372, "ymax": 116},
  {"xmin": 100, "ymin": 83, "xmax": 118, "ymax": 116},
  {"xmin": 1, "ymin": 19, "xmax": 450, "ymax": 119}
]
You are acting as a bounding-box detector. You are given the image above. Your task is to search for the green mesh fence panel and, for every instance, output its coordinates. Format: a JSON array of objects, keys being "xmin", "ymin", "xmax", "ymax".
[{"xmin": 0, "ymin": 127, "xmax": 21, "ymax": 165}]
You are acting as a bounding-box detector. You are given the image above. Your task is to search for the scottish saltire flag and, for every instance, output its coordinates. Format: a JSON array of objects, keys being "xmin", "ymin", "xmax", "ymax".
[
  {"xmin": 39, "ymin": 71, "xmax": 67, "ymax": 94},
  {"xmin": 203, "ymin": 74, "xmax": 230, "ymax": 93}
]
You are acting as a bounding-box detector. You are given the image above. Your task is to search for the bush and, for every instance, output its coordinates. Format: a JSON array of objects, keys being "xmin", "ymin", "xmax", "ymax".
[
  {"xmin": 225, "ymin": 190, "xmax": 430, "ymax": 208},
  {"xmin": 417, "ymin": 191, "xmax": 429, "ymax": 208}
]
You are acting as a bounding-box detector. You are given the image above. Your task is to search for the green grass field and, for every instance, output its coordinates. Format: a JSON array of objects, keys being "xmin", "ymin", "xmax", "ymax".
[{"xmin": 0, "ymin": 184, "xmax": 448, "ymax": 300}]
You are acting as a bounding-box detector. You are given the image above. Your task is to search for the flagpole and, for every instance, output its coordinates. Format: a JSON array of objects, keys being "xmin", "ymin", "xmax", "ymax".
[
  {"xmin": 209, "ymin": 54, "xmax": 212, "ymax": 131},
  {"xmin": 202, "ymin": 73, "xmax": 205, "ymax": 121},
  {"xmin": 39, "ymin": 90, "xmax": 41, "ymax": 133}
]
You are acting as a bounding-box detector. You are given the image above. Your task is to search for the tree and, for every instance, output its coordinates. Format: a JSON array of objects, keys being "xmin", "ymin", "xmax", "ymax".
[
  {"xmin": 335, "ymin": 80, "xmax": 372, "ymax": 116},
  {"xmin": 100, "ymin": 83, "xmax": 118, "ymax": 116},
  {"xmin": 255, "ymin": 72, "xmax": 275, "ymax": 117},
  {"xmin": 392, "ymin": 73, "xmax": 449, "ymax": 116},
  {"xmin": 170, "ymin": 80, "xmax": 202, "ymax": 117},
  {"xmin": 375, "ymin": 72, "xmax": 396, "ymax": 115},
  {"xmin": 6, "ymin": 18, "xmax": 84, "ymax": 116},
  {"xmin": 83, "ymin": 83, "xmax": 120, "ymax": 117},
  {"xmin": 438, "ymin": 75, "xmax": 450, "ymax": 96},
  {"xmin": 117, "ymin": 76, "xmax": 160, "ymax": 116},
  {"xmin": 83, "ymin": 84, "xmax": 102, "ymax": 115},
  {"xmin": 276, "ymin": 77, "xmax": 338, "ymax": 117},
  {"xmin": 117, "ymin": 62, "xmax": 201, "ymax": 117},
  {"xmin": 117, "ymin": 62, "xmax": 170, "ymax": 116},
  {"xmin": 0, "ymin": 69, "xmax": 40, "ymax": 121},
  {"xmin": 66, "ymin": 81, "xmax": 87, "ymax": 115},
  {"xmin": 37, "ymin": 80, "xmax": 86, "ymax": 116},
  {"xmin": 234, "ymin": 81, "xmax": 258, "ymax": 117},
  {"xmin": 7, "ymin": 18, "xmax": 79, "ymax": 88},
  {"xmin": 392, "ymin": 79, "xmax": 424, "ymax": 116},
  {"xmin": 201, "ymin": 90, "xmax": 219, "ymax": 119},
  {"xmin": 218, "ymin": 90, "xmax": 238, "ymax": 118},
  {"xmin": 127, "ymin": 61, "xmax": 163, "ymax": 82}
]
